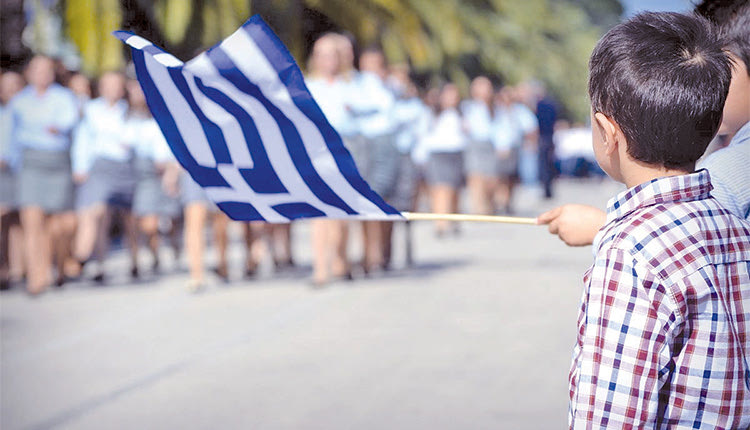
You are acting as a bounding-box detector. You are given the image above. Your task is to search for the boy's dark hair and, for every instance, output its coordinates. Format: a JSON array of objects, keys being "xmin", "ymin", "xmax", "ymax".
[
  {"xmin": 588, "ymin": 12, "xmax": 732, "ymax": 169},
  {"xmin": 695, "ymin": 0, "xmax": 750, "ymax": 76}
]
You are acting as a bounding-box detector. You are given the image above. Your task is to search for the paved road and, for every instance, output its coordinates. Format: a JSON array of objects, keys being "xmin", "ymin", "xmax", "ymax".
[{"xmin": 1, "ymin": 179, "xmax": 622, "ymax": 430}]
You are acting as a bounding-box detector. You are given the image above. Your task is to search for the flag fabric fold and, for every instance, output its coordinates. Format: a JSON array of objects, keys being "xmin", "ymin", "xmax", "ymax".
[{"xmin": 114, "ymin": 15, "xmax": 401, "ymax": 223}]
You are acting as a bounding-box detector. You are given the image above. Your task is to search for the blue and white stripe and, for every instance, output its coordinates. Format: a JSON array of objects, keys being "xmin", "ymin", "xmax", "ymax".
[{"xmin": 114, "ymin": 15, "xmax": 400, "ymax": 222}]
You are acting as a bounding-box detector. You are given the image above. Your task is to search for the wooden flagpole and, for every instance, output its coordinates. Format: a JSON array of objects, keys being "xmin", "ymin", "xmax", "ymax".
[{"xmin": 402, "ymin": 212, "xmax": 537, "ymax": 225}]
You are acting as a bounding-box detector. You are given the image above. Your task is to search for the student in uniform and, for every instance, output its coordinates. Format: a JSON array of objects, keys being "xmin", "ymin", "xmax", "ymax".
[
  {"xmin": 491, "ymin": 86, "xmax": 526, "ymax": 214},
  {"xmin": 124, "ymin": 79, "xmax": 180, "ymax": 275},
  {"xmin": 386, "ymin": 66, "xmax": 427, "ymax": 268},
  {"xmin": 72, "ymin": 71, "xmax": 138, "ymax": 282},
  {"xmin": 351, "ymin": 47, "xmax": 399, "ymax": 273},
  {"xmin": 0, "ymin": 71, "xmax": 26, "ymax": 290},
  {"xmin": 417, "ymin": 83, "xmax": 467, "ymax": 236},
  {"xmin": 306, "ymin": 33, "xmax": 353, "ymax": 286},
  {"xmin": 462, "ymin": 76, "xmax": 498, "ymax": 215},
  {"xmin": 9, "ymin": 56, "xmax": 79, "ymax": 293}
]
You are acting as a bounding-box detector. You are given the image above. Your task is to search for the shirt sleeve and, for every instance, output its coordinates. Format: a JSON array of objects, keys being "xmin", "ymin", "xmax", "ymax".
[
  {"xmin": 346, "ymin": 74, "xmax": 394, "ymax": 117},
  {"xmin": 54, "ymin": 90, "xmax": 80, "ymax": 134},
  {"xmin": 569, "ymin": 248, "xmax": 678, "ymax": 429},
  {"xmin": 71, "ymin": 110, "xmax": 94, "ymax": 175}
]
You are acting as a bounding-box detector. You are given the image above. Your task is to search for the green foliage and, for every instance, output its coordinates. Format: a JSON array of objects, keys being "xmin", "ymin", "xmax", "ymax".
[{"xmin": 60, "ymin": 0, "xmax": 621, "ymax": 121}]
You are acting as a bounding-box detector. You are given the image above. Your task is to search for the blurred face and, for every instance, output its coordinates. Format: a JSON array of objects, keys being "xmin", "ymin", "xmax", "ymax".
[
  {"xmin": 127, "ymin": 79, "xmax": 146, "ymax": 108},
  {"xmin": 335, "ymin": 36, "xmax": 355, "ymax": 71},
  {"xmin": 719, "ymin": 54, "xmax": 750, "ymax": 136},
  {"xmin": 439, "ymin": 84, "xmax": 461, "ymax": 110},
  {"xmin": 390, "ymin": 66, "xmax": 409, "ymax": 85},
  {"xmin": 98, "ymin": 72, "xmax": 125, "ymax": 103},
  {"xmin": 514, "ymin": 83, "xmax": 533, "ymax": 105},
  {"xmin": 359, "ymin": 51, "xmax": 386, "ymax": 78},
  {"xmin": 311, "ymin": 37, "xmax": 340, "ymax": 78},
  {"xmin": 424, "ymin": 87, "xmax": 440, "ymax": 109},
  {"xmin": 68, "ymin": 73, "xmax": 91, "ymax": 98},
  {"xmin": 470, "ymin": 77, "xmax": 493, "ymax": 103},
  {"xmin": 0, "ymin": 71, "xmax": 25, "ymax": 104},
  {"xmin": 495, "ymin": 87, "xmax": 512, "ymax": 106},
  {"xmin": 25, "ymin": 56, "xmax": 56, "ymax": 90}
]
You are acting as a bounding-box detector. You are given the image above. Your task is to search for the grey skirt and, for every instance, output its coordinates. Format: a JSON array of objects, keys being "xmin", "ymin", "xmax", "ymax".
[
  {"xmin": 389, "ymin": 154, "xmax": 418, "ymax": 212},
  {"xmin": 18, "ymin": 149, "xmax": 75, "ymax": 213},
  {"xmin": 464, "ymin": 140, "xmax": 497, "ymax": 176},
  {"xmin": 343, "ymin": 135, "xmax": 370, "ymax": 181},
  {"xmin": 132, "ymin": 157, "xmax": 176, "ymax": 217},
  {"xmin": 363, "ymin": 134, "xmax": 400, "ymax": 200},
  {"xmin": 0, "ymin": 166, "xmax": 15, "ymax": 207},
  {"xmin": 77, "ymin": 158, "xmax": 135, "ymax": 209},
  {"xmin": 496, "ymin": 147, "xmax": 520, "ymax": 179},
  {"xmin": 426, "ymin": 152, "xmax": 464, "ymax": 188}
]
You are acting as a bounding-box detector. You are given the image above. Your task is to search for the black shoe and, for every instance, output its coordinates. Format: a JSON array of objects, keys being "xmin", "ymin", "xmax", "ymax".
[
  {"xmin": 273, "ymin": 259, "xmax": 295, "ymax": 272},
  {"xmin": 54, "ymin": 277, "xmax": 66, "ymax": 288},
  {"xmin": 92, "ymin": 273, "xmax": 105, "ymax": 284},
  {"xmin": 244, "ymin": 266, "xmax": 257, "ymax": 279},
  {"xmin": 331, "ymin": 271, "xmax": 354, "ymax": 283},
  {"xmin": 130, "ymin": 266, "xmax": 139, "ymax": 280},
  {"xmin": 0, "ymin": 279, "xmax": 10, "ymax": 291}
]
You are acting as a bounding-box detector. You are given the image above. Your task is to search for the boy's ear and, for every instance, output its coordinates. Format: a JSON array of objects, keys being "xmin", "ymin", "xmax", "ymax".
[{"xmin": 594, "ymin": 112, "xmax": 620, "ymax": 155}]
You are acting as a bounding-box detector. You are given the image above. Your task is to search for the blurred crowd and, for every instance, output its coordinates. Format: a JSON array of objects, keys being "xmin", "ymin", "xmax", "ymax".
[{"xmin": 0, "ymin": 34, "xmax": 595, "ymax": 294}]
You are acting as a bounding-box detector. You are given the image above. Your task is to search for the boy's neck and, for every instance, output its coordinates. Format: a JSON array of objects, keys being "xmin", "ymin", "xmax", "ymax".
[{"xmin": 621, "ymin": 162, "xmax": 693, "ymax": 189}]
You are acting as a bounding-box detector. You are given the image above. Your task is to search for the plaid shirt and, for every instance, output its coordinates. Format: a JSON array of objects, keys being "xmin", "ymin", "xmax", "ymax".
[{"xmin": 569, "ymin": 170, "xmax": 750, "ymax": 429}]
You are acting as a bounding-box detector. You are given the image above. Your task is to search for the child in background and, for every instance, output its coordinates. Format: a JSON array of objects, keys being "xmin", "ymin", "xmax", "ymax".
[
  {"xmin": 566, "ymin": 12, "xmax": 750, "ymax": 427},
  {"xmin": 462, "ymin": 76, "xmax": 497, "ymax": 215},
  {"xmin": 419, "ymin": 83, "xmax": 467, "ymax": 236},
  {"xmin": 695, "ymin": 0, "xmax": 750, "ymax": 219},
  {"xmin": 125, "ymin": 79, "xmax": 180, "ymax": 274},
  {"xmin": 10, "ymin": 56, "xmax": 79, "ymax": 293}
]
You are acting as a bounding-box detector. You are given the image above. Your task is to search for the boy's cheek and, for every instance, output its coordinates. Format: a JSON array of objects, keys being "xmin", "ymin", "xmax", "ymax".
[{"xmin": 719, "ymin": 63, "xmax": 750, "ymax": 136}]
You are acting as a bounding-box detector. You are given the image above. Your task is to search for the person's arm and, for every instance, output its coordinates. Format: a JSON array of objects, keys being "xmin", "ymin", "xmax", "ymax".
[
  {"xmin": 1, "ymin": 107, "xmax": 15, "ymax": 169},
  {"xmin": 517, "ymin": 104, "xmax": 539, "ymax": 149},
  {"xmin": 161, "ymin": 162, "xmax": 182, "ymax": 198},
  {"xmin": 537, "ymin": 204, "xmax": 606, "ymax": 246},
  {"xmin": 6, "ymin": 100, "xmax": 23, "ymax": 171},
  {"xmin": 569, "ymin": 249, "xmax": 677, "ymax": 428}
]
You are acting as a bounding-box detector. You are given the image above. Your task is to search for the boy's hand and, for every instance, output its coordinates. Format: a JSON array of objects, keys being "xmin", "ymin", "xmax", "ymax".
[{"xmin": 537, "ymin": 204, "xmax": 606, "ymax": 247}]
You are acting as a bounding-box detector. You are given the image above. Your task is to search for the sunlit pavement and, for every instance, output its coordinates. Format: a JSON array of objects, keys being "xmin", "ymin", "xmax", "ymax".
[{"xmin": 1, "ymin": 178, "xmax": 623, "ymax": 430}]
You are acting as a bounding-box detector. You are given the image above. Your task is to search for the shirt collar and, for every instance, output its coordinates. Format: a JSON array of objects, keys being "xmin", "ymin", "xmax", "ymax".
[{"xmin": 604, "ymin": 169, "xmax": 713, "ymax": 225}]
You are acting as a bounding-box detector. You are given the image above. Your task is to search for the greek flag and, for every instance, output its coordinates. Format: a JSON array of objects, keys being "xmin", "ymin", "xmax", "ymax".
[{"xmin": 114, "ymin": 16, "xmax": 400, "ymax": 223}]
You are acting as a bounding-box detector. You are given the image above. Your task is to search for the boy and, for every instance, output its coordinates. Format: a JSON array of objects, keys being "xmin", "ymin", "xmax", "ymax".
[
  {"xmin": 568, "ymin": 12, "xmax": 750, "ymax": 428},
  {"xmin": 538, "ymin": 1, "xmax": 750, "ymax": 244}
]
